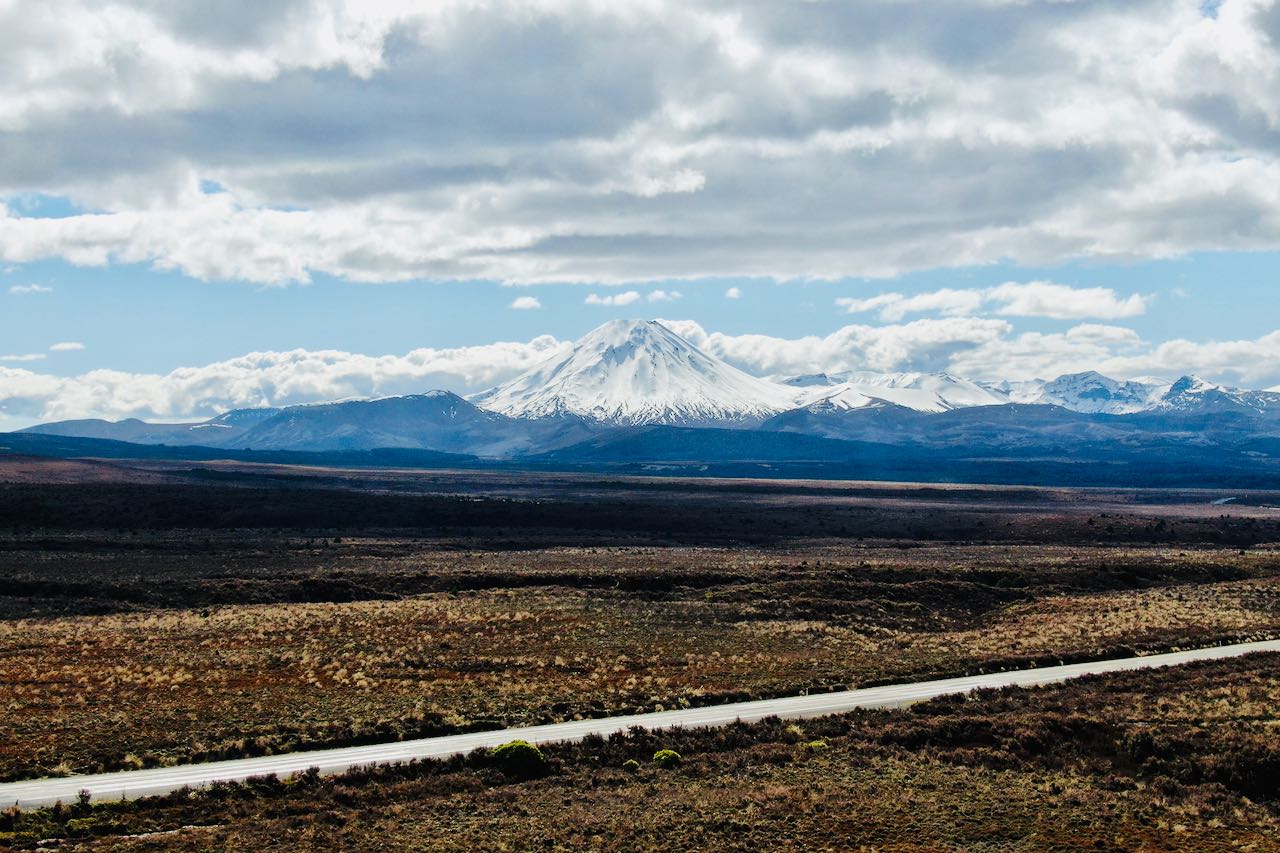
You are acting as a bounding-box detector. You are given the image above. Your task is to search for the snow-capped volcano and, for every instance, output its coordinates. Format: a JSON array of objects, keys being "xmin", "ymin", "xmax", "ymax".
[{"xmin": 469, "ymin": 319, "xmax": 797, "ymax": 425}]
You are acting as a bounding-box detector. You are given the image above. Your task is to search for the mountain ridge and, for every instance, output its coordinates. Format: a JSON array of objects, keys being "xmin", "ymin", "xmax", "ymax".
[{"xmin": 14, "ymin": 320, "xmax": 1280, "ymax": 461}]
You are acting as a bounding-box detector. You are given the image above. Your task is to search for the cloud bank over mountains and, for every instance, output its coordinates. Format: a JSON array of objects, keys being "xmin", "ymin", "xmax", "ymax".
[
  {"xmin": 4, "ymin": 319, "xmax": 1280, "ymax": 427},
  {"xmin": 3, "ymin": 0, "xmax": 1280, "ymax": 284}
]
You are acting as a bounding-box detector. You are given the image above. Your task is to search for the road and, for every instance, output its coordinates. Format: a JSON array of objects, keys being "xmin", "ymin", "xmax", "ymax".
[{"xmin": 3, "ymin": 639, "xmax": 1278, "ymax": 810}]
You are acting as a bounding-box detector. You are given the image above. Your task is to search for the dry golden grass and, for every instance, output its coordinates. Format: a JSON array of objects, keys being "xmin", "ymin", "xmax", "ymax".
[
  {"xmin": 3, "ymin": 544, "xmax": 1278, "ymax": 781},
  {"xmin": 6, "ymin": 654, "xmax": 1280, "ymax": 851}
]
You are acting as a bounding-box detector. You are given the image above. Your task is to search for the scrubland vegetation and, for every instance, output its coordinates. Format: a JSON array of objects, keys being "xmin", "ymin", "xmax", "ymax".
[
  {"xmin": 1, "ymin": 461, "xmax": 1279, "ymax": 849},
  {"xmin": 4, "ymin": 654, "xmax": 1280, "ymax": 850},
  {"xmin": 3, "ymin": 543, "xmax": 1278, "ymax": 782}
]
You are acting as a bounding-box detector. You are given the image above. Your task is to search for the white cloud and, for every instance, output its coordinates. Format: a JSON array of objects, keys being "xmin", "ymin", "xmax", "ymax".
[
  {"xmin": 837, "ymin": 289, "xmax": 985, "ymax": 322},
  {"xmin": 661, "ymin": 317, "xmax": 1013, "ymax": 377},
  {"xmin": 948, "ymin": 324, "xmax": 1147, "ymax": 382},
  {"xmin": 509, "ymin": 295, "xmax": 542, "ymax": 310},
  {"xmin": 838, "ymin": 282, "xmax": 1150, "ymax": 321},
  {"xmin": 1064, "ymin": 324, "xmax": 1144, "ymax": 346},
  {"xmin": 986, "ymin": 282, "xmax": 1150, "ymax": 320},
  {"xmin": 1100, "ymin": 330, "xmax": 1280, "ymax": 389},
  {"xmin": 1, "ymin": 1, "xmax": 1280, "ymax": 284},
  {"xmin": 585, "ymin": 291, "xmax": 642, "ymax": 307},
  {"xmin": 724, "ymin": 287, "xmax": 742, "ymax": 300},
  {"xmin": 661, "ymin": 319, "xmax": 1280, "ymax": 388},
  {"xmin": 0, "ymin": 335, "xmax": 570, "ymax": 423},
  {"xmin": 0, "ymin": 353, "xmax": 45, "ymax": 362},
  {"xmin": 647, "ymin": 289, "xmax": 682, "ymax": 302},
  {"xmin": 49, "ymin": 341, "xmax": 86, "ymax": 351},
  {"xmin": 8, "ymin": 283, "xmax": 52, "ymax": 294}
]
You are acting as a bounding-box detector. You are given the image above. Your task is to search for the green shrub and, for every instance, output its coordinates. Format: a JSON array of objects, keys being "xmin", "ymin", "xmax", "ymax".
[
  {"xmin": 490, "ymin": 740, "xmax": 548, "ymax": 780},
  {"xmin": 652, "ymin": 749, "xmax": 682, "ymax": 768},
  {"xmin": 805, "ymin": 740, "xmax": 829, "ymax": 751},
  {"xmin": 622, "ymin": 759, "xmax": 640, "ymax": 772}
]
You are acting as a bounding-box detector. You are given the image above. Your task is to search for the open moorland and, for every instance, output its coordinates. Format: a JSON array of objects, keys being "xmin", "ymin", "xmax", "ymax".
[
  {"xmin": 4, "ymin": 653, "xmax": 1280, "ymax": 851},
  {"xmin": 2, "ymin": 455, "xmax": 1280, "ymax": 847}
]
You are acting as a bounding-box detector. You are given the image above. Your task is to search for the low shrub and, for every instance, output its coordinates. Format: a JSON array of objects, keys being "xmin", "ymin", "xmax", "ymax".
[
  {"xmin": 490, "ymin": 740, "xmax": 548, "ymax": 780},
  {"xmin": 652, "ymin": 749, "xmax": 682, "ymax": 769}
]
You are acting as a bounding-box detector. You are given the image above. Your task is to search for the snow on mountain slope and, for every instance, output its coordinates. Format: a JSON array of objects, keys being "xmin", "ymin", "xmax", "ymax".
[
  {"xmin": 774, "ymin": 369, "xmax": 1276, "ymax": 417},
  {"xmin": 984, "ymin": 378, "xmax": 1046, "ymax": 403},
  {"xmin": 793, "ymin": 383, "xmax": 949, "ymax": 413},
  {"xmin": 784, "ymin": 371, "xmax": 1009, "ymax": 413},
  {"xmin": 1031, "ymin": 371, "xmax": 1167, "ymax": 414},
  {"xmin": 778, "ymin": 373, "xmax": 843, "ymax": 388},
  {"xmin": 791, "ymin": 385, "xmax": 881, "ymax": 411},
  {"xmin": 844, "ymin": 372, "xmax": 1010, "ymax": 408},
  {"xmin": 469, "ymin": 320, "xmax": 798, "ymax": 425},
  {"xmin": 1154, "ymin": 375, "xmax": 1280, "ymax": 415}
]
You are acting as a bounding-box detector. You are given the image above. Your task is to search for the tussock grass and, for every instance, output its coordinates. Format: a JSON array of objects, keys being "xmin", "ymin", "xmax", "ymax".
[
  {"xmin": 5, "ymin": 655, "xmax": 1280, "ymax": 851},
  {"xmin": 2, "ymin": 545, "xmax": 1277, "ymax": 782}
]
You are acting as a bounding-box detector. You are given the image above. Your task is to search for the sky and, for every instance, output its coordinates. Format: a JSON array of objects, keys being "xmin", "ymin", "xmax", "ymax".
[{"xmin": 3, "ymin": 0, "xmax": 1280, "ymax": 428}]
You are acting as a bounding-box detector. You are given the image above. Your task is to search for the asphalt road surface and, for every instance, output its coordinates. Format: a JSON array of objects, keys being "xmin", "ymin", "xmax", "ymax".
[{"xmin": 4, "ymin": 639, "xmax": 1278, "ymax": 809}]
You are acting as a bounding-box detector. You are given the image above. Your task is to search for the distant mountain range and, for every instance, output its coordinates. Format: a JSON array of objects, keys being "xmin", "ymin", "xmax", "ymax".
[{"xmin": 9, "ymin": 319, "xmax": 1280, "ymax": 486}]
